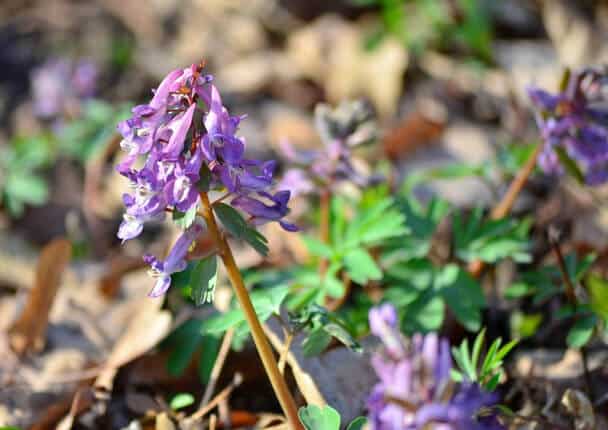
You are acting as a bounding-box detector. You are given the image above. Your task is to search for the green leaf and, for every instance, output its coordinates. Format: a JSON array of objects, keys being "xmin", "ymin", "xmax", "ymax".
[
  {"xmin": 166, "ymin": 319, "xmax": 204, "ymax": 376},
  {"xmin": 202, "ymin": 309, "xmax": 246, "ymax": 334},
  {"xmin": 450, "ymin": 368, "xmax": 464, "ymax": 382},
  {"xmin": 588, "ymin": 274, "xmax": 608, "ymax": 321},
  {"xmin": 199, "ymin": 334, "xmax": 221, "ymax": 383},
  {"xmin": 302, "ymin": 327, "xmax": 333, "ymax": 356},
  {"xmin": 437, "ymin": 265, "xmax": 485, "ymax": 331},
  {"xmin": 190, "ymin": 255, "xmax": 218, "ymax": 306},
  {"xmin": 298, "ymin": 405, "xmax": 341, "ymax": 430},
  {"xmin": 484, "ymin": 372, "xmax": 501, "ymax": 391},
  {"xmin": 5, "ymin": 174, "xmax": 48, "ymax": 205},
  {"xmin": 343, "ymin": 248, "xmax": 382, "ymax": 284},
  {"xmin": 504, "ymin": 282, "xmax": 534, "ymax": 299},
  {"xmin": 567, "ymin": 315, "xmax": 597, "ymax": 348},
  {"xmin": 201, "ymin": 286, "xmax": 289, "ymax": 335},
  {"xmin": 214, "ymin": 202, "xmax": 269, "ymax": 255},
  {"xmin": 323, "ymin": 323, "xmax": 362, "ymax": 353},
  {"xmin": 459, "ymin": 338, "xmax": 476, "ymax": 381},
  {"xmin": 170, "ymin": 393, "xmax": 195, "ymax": 410},
  {"xmin": 303, "ymin": 236, "xmax": 334, "ymax": 259},
  {"xmin": 480, "ymin": 338, "xmax": 501, "ymax": 376},
  {"xmin": 173, "ymin": 205, "xmax": 198, "ymax": 230},
  {"xmin": 402, "ymin": 293, "xmax": 445, "ymax": 333},
  {"xmin": 471, "ymin": 328, "xmax": 486, "ymax": 371},
  {"xmin": 346, "ymin": 417, "xmax": 368, "ymax": 430}
]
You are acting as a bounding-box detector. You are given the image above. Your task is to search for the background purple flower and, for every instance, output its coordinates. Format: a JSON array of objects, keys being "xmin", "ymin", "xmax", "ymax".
[{"xmin": 528, "ymin": 68, "xmax": 608, "ymax": 186}]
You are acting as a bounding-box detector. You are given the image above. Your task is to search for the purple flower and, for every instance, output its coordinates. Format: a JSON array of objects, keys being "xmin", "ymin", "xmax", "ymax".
[
  {"xmin": 144, "ymin": 222, "xmax": 204, "ymax": 297},
  {"xmin": 31, "ymin": 58, "xmax": 98, "ymax": 119},
  {"xmin": 116, "ymin": 63, "xmax": 297, "ymax": 297},
  {"xmin": 231, "ymin": 191, "xmax": 298, "ymax": 231},
  {"xmin": 367, "ymin": 304, "xmax": 504, "ymax": 430},
  {"xmin": 278, "ymin": 100, "xmax": 378, "ymax": 196},
  {"xmin": 528, "ymin": 68, "xmax": 608, "ymax": 186}
]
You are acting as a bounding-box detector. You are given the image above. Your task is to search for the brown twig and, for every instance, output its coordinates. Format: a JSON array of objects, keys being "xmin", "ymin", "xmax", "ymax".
[
  {"xmin": 278, "ymin": 330, "xmax": 294, "ymax": 375},
  {"xmin": 548, "ymin": 227, "xmax": 577, "ymax": 305},
  {"xmin": 318, "ymin": 189, "xmax": 331, "ymax": 278},
  {"xmin": 189, "ymin": 373, "xmax": 243, "ymax": 422},
  {"xmin": 200, "ymin": 328, "xmax": 235, "ymax": 408},
  {"xmin": 468, "ymin": 143, "xmax": 543, "ymax": 278}
]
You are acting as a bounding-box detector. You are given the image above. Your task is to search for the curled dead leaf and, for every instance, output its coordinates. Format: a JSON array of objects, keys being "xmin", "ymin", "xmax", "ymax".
[{"xmin": 8, "ymin": 238, "xmax": 72, "ymax": 356}]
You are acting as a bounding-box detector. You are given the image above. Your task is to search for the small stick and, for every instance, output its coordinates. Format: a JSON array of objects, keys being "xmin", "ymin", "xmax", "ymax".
[
  {"xmin": 548, "ymin": 227, "xmax": 577, "ymax": 305},
  {"xmin": 189, "ymin": 374, "xmax": 242, "ymax": 422},
  {"xmin": 278, "ymin": 330, "xmax": 294, "ymax": 375},
  {"xmin": 318, "ymin": 189, "xmax": 331, "ymax": 278},
  {"xmin": 200, "ymin": 328, "xmax": 235, "ymax": 408},
  {"xmin": 468, "ymin": 143, "xmax": 542, "ymax": 278}
]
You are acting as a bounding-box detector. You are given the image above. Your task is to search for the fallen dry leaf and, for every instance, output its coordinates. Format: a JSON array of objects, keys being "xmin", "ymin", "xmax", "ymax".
[
  {"xmin": 383, "ymin": 110, "xmax": 445, "ymax": 162},
  {"xmin": 94, "ymin": 297, "xmax": 172, "ymax": 392},
  {"xmin": 8, "ymin": 238, "xmax": 72, "ymax": 356},
  {"xmin": 155, "ymin": 412, "xmax": 176, "ymax": 430}
]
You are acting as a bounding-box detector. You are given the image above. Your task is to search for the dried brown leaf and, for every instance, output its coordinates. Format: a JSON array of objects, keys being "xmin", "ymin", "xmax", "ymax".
[{"xmin": 8, "ymin": 238, "xmax": 72, "ymax": 356}]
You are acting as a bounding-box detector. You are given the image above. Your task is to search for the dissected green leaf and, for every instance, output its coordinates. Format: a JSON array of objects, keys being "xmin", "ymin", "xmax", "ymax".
[{"xmin": 343, "ymin": 248, "xmax": 382, "ymax": 284}]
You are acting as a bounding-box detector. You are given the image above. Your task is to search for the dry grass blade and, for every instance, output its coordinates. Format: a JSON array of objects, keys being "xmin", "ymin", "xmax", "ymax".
[{"xmin": 8, "ymin": 238, "xmax": 72, "ymax": 356}]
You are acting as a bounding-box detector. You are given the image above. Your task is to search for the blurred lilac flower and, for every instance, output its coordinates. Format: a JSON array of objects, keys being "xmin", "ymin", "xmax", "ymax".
[
  {"xmin": 31, "ymin": 58, "xmax": 98, "ymax": 119},
  {"xmin": 279, "ymin": 100, "xmax": 378, "ymax": 196},
  {"xmin": 528, "ymin": 68, "xmax": 608, "ymax": 185},
  {"xmin": 116, "ymin": 62, "xmax": 297, "ymax": 296},
  {"xmin": 367, "ymin": 304, "xmax": 504, "ymax": 430}
]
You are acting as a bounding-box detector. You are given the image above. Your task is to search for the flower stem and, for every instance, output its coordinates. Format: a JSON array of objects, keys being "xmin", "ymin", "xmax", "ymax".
[
  {"xmin": 468, "ymin": 142, "xmax": 543, "ymax": 278},
  {"xmin": 318, "ymin": 189, "xmax": 331, "ymax": 277},
  {"xmin": 199, "ymin": 192, "xmax": 303, "ymax": 429}
]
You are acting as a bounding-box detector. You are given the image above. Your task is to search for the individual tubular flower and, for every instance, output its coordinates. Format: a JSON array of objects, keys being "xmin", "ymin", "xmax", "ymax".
[
  {"xmin": 528, "ymin": 68, "xmax": 608, "ymax": 185},
  {"xmin": 367, "ymin": 304, "xmax": 504, "ymax": 430},
  {"xmin": 278, "ymin": 100, "xmax": 378, "ymax": 196},
  {"xmin": 116, "ymin": 62, "xmax": 297, "ymax": 297},
  {"xmin": 144, "ymin": 222, "xmax": 204, "ymax": 297}
]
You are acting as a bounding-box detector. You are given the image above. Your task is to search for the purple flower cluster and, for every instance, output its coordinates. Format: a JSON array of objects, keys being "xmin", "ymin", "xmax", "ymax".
[
  {"xmin": 278, "ymin": 100, "xmax": 378, "ymax": 196},
  {"xmin": 528, "ymin": 68, "xmax": 608, "ymax": 185},
  {"xmin": 116, "ymin": 63, "xmax": 296, "ymax": 297},
  {"xmin": 31, "ymin": 58, "xmax": 98, "ymax": 119},
  {"xmin": 367, "ymin": 304, "xmax": 503, "ymax": 430}
]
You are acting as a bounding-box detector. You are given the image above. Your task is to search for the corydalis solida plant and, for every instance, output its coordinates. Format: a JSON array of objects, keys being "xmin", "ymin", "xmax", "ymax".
[
  {"xmin": 115, "ymin": 62, "xmax": 302, "ymax": 427},
  {"xmin": 115, "ymin": 62, "xmax": 297, "ymax": 298}
]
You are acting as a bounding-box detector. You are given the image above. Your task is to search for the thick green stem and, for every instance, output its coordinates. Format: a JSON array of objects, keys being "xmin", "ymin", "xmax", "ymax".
[{"xmin": 199, "ymin": 193, "xmax": 303, "ymax": 429}]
